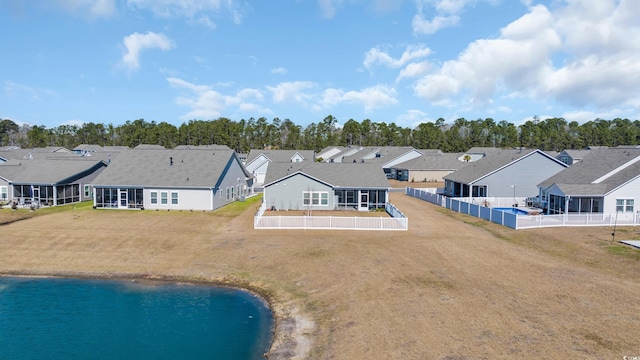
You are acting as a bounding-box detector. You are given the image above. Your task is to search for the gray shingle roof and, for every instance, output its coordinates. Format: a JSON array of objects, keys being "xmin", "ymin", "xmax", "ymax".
[
  {"xmin": 246, "ymin": 149, "xmax": 315, "ymax": 163},
  {"xmin": 392, "ymin": 153, "xmax": 468, "ymax": 170},
  {"xmin": 92, "ymin": 149, "xmax": 247, "ymax": 188},
  {"xmin": 0, "ymin": 149, "xmax": 79, "ymax": 160},
  {"xmin": 539, "ymin": 148, "xmax": 640, "ymax": 195},
  {"xmin": 0, "ymin": 159, "xmax": 106, "ymax": 184},
  {"xmin": 340, "ymin": 146, "xmax": 416, "ymax": 164},
  {"xmin": 173, "ymin": 144, "xmax": 230, "ymax": 150},
  {"xmin": 264, "ymin": 162, "xmax": 390, "ymax": 189},
  {"xmin": 133, "ymin": 144, "xmax": 165, "ymax": 150}
]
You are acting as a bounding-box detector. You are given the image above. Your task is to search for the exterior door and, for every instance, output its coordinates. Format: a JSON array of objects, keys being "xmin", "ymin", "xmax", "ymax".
[
  {"xmin": 359, "ymin": 191, "xmax": 369, "ymax": 211},
  {"xmin": 32, "ymin": 187, "xmax": 40, "ymax": 201},
  {"xmin": 119, "ymin": 189, "xmax": 128, "ymax": 208}
]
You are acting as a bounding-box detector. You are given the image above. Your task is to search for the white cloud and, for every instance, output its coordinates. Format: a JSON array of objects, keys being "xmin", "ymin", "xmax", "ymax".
[
  {"xmin": 121, "ymin": 32, "xmax": 175, "ymax": 70},
  {"xmin": 411, "ymin": 1, "xmax": 640, "ymax": 118},
  {"xmin": 271, "ymin": 67, "xmax": 288, "ymax": 75},
  {"xmin": 364, "ymin": 44, "xmax": 431, "ymax": 71},
  {"xmin": 167, "ymin": 77, "xmax": 266, "ymax": 120},
  {"xmin": 343, "ymin": 85, "xmax": 398, "ymax": 112},
  {"xmin": 54, "ymin": 0, "xmax": 117, "ymax": 18},
  {"xmin": 191, "ymin": 15, "xmax": 216, "ymax": 29},
  {"xmin": 318, "ymin": 85, "xmax": 398, "ymax": 112},
  {"xmin": 4, "ymin": 81, "xmax": 41, "ymax": 100},
  {"xmin": 396, "ymin": 61, "xmax": 431, "ymax": 82},
  {"xmin": 413, "ymin": 5, "xmax": 561, "ymax": 106},
  {"xmin": 394, "ymin": 109, "xmax": 433, "ymax": 128},
  {"xmin": 266, "ymin": 81, "xmax": 316, "ymax": 103},
  {"xmin": 318, "ymin": 0, "xmax": 343, "ymax": 19},
  {"xmin": 411, "ymin": 0, "xmax": 470, "ymax": 35},
  {"xmin": 168, "ymin": 78, "xmax": 225, "ymax": 120},
  {"xmin": 412, "ymin": 14, "xmax": 460, "ymax": 35},
  {"xmin": 126, "ymin": 0, "xmax": 246, "ymax": 24},
  {"xmin": 542, "ymin": 0, "xmax": 640, "ymax": 108}
]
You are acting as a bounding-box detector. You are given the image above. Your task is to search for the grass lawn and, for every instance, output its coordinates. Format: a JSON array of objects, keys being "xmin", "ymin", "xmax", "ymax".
[{"xmin": 1, "ymin": 192, "xmax": 640, "ymax": 359}]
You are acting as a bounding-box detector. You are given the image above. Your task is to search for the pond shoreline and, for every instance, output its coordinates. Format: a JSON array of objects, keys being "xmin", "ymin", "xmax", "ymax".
[{"xmin": 0, "ymin": 270, "xmax": 312, "ymax": 360}]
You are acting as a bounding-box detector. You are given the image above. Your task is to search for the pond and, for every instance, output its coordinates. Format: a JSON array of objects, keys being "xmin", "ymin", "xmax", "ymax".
[{"xmin": 0, "ymin": 276, "xmax": 274, "ymax": 360}]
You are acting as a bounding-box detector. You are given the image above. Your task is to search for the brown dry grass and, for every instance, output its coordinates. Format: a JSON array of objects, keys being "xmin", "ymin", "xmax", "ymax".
[{"xmin": 1, "ymin": 189, "xmax": 640, "ymax": 359}]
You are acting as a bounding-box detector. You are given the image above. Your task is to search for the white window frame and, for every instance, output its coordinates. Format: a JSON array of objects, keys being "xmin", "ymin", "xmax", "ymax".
[
  {"xmin": 161, "ymin": 192, "xmax": 168, "ymax": 205},
  {"xmin": 84, "ymin": 184, "xmax": 91, "ymax": 197},
  {"xmin": 171, "ymin": 192, "xmax": 178, "ymax": 205},
  {"xmin": 616, "ymin": 199, "xmax": 634, "ymax": 213},
  {"xmin": 303, "ymin": 191, "xmax": 329, "ymax": 206},
  {"xmin": 0, "ymin": 186, "xmax": 7, "ymax": 201},
  {"xmin": 150, "ymin": 191, "xmax": 158, "ymax": 204}
]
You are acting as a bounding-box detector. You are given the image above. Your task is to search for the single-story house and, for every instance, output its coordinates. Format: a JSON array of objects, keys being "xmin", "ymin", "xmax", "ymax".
[
  {"xmin": 244, "ymin": 149, "xmax": 315, "ymax": 188},
  {"xmin": 444, "ymin": 149, "xmax": 568, "ymax": 198},
  {"xmin": 91, "ymin": 149, "xmax": 252, "ymax": 211},
  {"xmin": 389, "ymin": 153, "xmax": 470, "ymax": 182},
  {"xmin": 537, "ymin": 148, "xmax": 640, "ymax": 214},
  {"xmin": 338, "ymin": 146, "xmax": 425, "ymax": 176},
  {"xmin": 262, "ymin": 162, "xmax": 390, "ymax": 212},
  {"xmin": 0, "ymin": 158, "xmax": 107, "ymax": 206}
]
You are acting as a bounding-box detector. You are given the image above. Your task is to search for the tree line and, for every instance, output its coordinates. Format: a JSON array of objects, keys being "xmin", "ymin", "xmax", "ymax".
[{"xmin": 1, "ymin": 115, "xmax": 639, "ymax": 153}]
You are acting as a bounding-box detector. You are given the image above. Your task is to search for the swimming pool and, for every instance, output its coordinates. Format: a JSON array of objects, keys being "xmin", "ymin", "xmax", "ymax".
[{"xmin": 494, "ymin": 207, "xmax": 529, "ymax": 215}]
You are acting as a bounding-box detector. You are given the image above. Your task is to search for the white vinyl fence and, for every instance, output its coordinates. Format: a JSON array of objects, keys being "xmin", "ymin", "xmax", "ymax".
[
  {"xmin": 406, "ymin": 187, "xmax": 639, "ymax": 230},
  {"xmin": 253, "ymin": 201, "xmax": 408, "ymax": 231}
]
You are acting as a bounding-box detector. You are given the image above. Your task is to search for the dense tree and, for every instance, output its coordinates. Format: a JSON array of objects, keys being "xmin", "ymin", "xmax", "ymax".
[
  {"xmin": 0, "ymin": 119, "xmax": 20, "ymax": 147},
  {"xmin": 8, "ymin": 115, "xmax": 640, "ymax": 152}
]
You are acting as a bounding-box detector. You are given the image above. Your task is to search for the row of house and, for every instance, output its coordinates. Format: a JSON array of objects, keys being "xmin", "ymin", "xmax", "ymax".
[
  {"xmin": 430, "ymin": 146, "xmax": 640, "ymax": 216},
  {"xmin": 3, "ymin": 143, "xmax": 640, "ymax": 217},
  {"xmin": 0, "ymin": 145, "xmax": 253, "ymax": 211}
]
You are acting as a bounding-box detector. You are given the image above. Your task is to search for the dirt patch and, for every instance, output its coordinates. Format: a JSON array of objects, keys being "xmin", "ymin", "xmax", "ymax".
[{"xmin": 1, "ymin": 194, "xmax": 640, "ymax": 359}]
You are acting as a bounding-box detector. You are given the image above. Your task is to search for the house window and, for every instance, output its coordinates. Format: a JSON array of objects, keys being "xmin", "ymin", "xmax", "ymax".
[
  {"xmin": 84, "ymin": 185, "xmax": 91, "ymax": 197},
  {"xmin": 616, "ymin": 199, "xmax": 634, "ymax": 213},
  {"xmin": 171, "ymin": 192, "xmax": 178, "ymax": 205},
  {"xmin": 303, "ymin": 191, "xmax": 329, "ymax": 206},
  {"xmin": 226, "ymin": 188, "xmax": 231, "ymax": 200},
  {"xmin": 161, "ymin": 192, "xmax": 168, "ymax": 205},
  {"xmin": 150, "ymin": 192, "xmax": 158, "ymax": 204},
  {"xmin": 0, "ymin": 186, "xmax": 7, "ymax": 201}
]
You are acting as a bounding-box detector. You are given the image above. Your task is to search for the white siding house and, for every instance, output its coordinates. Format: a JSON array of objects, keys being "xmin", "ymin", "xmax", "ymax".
[
  {"xmin": 444, "ymin": 149, "xmax": 568, "ymax": 198},
  {"xmin": 263, "ymin": 162, "xmax": 390, "ymax": 212},
  {"xmin": 538, "ymin": 148, "xmax": 640, "ymax": 214},
  {"xmin": 91, "ymin": 149, "xmax": 252, "ymax": 211},
  {"xmin": 244, "ymin": 150, "xmax": 315, "ymax": 189}
]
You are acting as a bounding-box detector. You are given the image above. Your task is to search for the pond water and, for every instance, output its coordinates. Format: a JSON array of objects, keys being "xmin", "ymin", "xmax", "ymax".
[{"xmin": 0, "ymin": 277, "xmax": 274, "ymax": 360}]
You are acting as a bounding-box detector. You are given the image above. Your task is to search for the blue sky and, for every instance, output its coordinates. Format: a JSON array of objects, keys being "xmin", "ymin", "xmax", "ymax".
[{"xmin": 1, "ymin": 0, "xmax": 639, "ymax": 130}]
